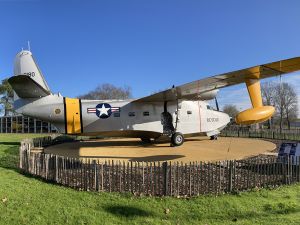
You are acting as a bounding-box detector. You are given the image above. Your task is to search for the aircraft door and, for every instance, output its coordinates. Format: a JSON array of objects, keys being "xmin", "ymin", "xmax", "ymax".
[
  {"xmin": 173, "ymin": 100, "xmax": 182, "ymax": 131},
  {"xmin": 161, "ymin": 101, "xmax": 177, "ymax": 135}
]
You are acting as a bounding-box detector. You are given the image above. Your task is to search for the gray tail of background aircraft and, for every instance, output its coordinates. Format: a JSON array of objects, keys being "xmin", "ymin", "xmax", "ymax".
[{"xmin": 7, "ymin": 50, "xmax": 300, "ymax": 146}]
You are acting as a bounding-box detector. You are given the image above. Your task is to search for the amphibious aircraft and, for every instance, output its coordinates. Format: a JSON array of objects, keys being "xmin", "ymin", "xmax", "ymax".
[{"xmin": 7, "ymin": 50, "xmax": 300, "ymax": 146}]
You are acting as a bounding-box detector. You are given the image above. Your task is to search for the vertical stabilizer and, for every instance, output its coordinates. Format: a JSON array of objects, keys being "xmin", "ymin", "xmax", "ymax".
[{"xmin": 14, "ymin": 50, "xmax": 51, "ymax": 93}]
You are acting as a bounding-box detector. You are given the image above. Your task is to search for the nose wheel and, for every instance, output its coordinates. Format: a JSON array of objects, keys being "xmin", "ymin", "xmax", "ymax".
[
  {"xmin": 140, "ymin": 137, "xmax": 152, "ymax": 144},
  {"xmin": 210, "ymin": 135, "xmax": 218, "ymax": 140},
  {"xmin": 171, "ymin": 132, "xmax": 184, "ymax": 146}
]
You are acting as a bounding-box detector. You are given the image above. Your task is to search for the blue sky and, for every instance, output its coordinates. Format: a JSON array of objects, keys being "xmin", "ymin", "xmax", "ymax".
[{"xmin": 0, "ymin": 0, "xmax": 299, "ymax": 114}]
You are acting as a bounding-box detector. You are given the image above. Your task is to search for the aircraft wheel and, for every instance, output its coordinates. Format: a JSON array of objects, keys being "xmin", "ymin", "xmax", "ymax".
[
  {"xmin": 171, "ymin": 132, "xmax": 184, "ymax": 146},
  {"xmin": 210, "ymin": 135, "xmax": 218, "ymax": 140},
  {"xmin": 141, "ymin": 138, "xmax": 152, "ymax": 144}
]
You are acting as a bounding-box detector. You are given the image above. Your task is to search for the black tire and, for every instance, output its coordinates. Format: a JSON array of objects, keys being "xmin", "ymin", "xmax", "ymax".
[
  {"xmin": 140, "ymin": 137, "xmax": 152, "ymax": 144},
  {"xmin": 210, "ymin": 135, "xmax": 218, "ymax": 140},
  {"xmin": 171, "ymin": 132, "xmax": 184, "ymax": 146}
]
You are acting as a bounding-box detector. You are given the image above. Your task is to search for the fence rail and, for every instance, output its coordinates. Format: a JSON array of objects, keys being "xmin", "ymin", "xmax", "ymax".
[
  {"xmin": 19, "ymin": 137, "xmax": 300, "ymax": 197},
  {"xmin": 221, "ymin": 129, "xmax": 300, "ymax": 141}
]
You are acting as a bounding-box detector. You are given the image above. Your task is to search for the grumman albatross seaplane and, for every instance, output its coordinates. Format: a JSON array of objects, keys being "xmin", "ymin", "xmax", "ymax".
[{"xmin": 7, "ymin": 51, "xmax": 300, "ymax": 146}]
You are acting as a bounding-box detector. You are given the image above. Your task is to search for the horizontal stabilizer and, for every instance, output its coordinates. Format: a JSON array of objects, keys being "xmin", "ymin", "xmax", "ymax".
[{"xmin": 8, "ymin": 75, "xmax": 51, "ymax": 98}]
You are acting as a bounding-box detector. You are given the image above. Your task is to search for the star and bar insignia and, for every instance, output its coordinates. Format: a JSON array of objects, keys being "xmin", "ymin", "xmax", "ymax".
[{"xmin": 87, "ymin": 103, "xmax": 120, "ymax": 119}]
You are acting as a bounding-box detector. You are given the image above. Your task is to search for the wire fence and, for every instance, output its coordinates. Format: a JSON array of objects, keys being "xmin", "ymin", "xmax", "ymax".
[{"xmin": 19, "ymin": 136, "xmax": 300, "ymax": 197}]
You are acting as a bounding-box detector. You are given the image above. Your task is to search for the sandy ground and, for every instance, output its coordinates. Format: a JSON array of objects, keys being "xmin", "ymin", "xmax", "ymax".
[{"xmin": 44, "ymin": 137, "xmax": 276, "ymax": 163}]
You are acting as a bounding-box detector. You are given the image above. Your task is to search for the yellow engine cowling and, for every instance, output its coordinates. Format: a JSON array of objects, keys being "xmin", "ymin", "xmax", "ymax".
[{"xmin": 235, "ymin": 77, "xmax": 275, "ymax": 125}]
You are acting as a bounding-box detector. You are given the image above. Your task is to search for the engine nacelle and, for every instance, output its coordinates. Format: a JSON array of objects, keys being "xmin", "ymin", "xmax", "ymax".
[{"xmin": 198, "ymin": 89, "xmax": 219, "ymax": 100}]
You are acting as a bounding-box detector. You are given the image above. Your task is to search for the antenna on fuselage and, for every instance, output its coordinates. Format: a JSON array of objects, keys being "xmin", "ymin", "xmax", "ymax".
[{"xmin": 27, "ymin": 41, "xmax": 31, "ymax": 51}]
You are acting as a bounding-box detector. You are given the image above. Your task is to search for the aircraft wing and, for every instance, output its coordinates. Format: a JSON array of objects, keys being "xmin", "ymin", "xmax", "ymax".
[{"xmin": 134, "ymin": 57, "xmax": 300, "ymax": 102}]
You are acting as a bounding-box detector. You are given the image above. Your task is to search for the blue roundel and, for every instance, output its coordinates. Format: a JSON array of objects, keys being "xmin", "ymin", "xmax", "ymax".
[{"xmin": 95, "ymin": 103, "xmax": 112, "ymax": 119}]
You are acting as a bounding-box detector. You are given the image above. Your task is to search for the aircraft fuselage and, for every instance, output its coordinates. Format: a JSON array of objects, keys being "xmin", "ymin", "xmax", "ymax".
[{"xmin": 15, "ymin": 94, "xmax": 230, "ymax": 138}]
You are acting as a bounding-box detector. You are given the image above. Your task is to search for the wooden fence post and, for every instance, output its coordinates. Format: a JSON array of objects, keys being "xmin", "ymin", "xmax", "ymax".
[
  {"xmin": 228, "ymin": 160, "xmax": 233, "ymax": 192},
  {"xmin": 298, "ymin": 156, "xmax": 300, "ymax": 182},
  {"xmin": 282, "ymin": 156, "xmax": 287, "ymax": 184},
  {"xmin": 93, "ymin": 160, "xmax": 98, "ymax": 192},
  {"xmin": 162, "ymin": 161, "xmax": 169, "ymax": 196},
  {"xmin": 286, "ymin": 156, "xmax": 290, "ymax": 185},
  {"xmin": 19, "ymin": 144, "xmax": 23, "ymax": 169},
  {"xmin": 55, "ymin": 155, "xmax": 58, "ymax": 183}
]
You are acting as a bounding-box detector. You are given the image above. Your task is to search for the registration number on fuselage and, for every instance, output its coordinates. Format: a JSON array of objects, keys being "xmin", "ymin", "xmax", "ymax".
[
  {"xmin": 24, "ymin": 72, "xmax": 35, "ymax": 78},
  {"xmin": 207, "ymin": 118, "xmax": 219, "ymax": 122}
]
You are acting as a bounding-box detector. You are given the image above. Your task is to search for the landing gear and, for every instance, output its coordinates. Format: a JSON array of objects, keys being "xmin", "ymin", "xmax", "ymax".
[
  {"xmin": 161, "ymin": 100, "xmax": 183, "ymax": 147},
  {"xmin": 140, "ymin": 137, "xmax": 152, "ymax": 144},
  {"xmin": 210, "ymin": 135, "xmax": 218, "ymax": 140},
  {"xmin": 171, "ymin": 132, "xmax": 184, "ymax": 146}
]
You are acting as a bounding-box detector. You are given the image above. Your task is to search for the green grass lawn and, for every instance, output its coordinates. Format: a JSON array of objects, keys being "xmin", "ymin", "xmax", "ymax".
[{"xmin": 1, "ymin": 134, "xmax": 300, "ymax": 225}]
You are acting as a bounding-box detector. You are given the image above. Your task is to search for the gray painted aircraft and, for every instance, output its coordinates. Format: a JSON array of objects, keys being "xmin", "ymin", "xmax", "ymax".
[{"xmin": 8, "ymin": 51, "xmax": 300, "ymax": 146}]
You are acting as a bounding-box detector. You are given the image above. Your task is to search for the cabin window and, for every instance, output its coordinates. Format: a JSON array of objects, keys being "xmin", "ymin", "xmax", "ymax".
[
  {"xmin": 114, "ymin": 112, "xmax": 120, "ymax": 117},
  {"xmin": 128, "ymin": 112, "xmax": 135, "ymax": 117},
  {"xmin": 143, "ymin": 111, "xmax": 150, "ymax": 116},
  {"xmin": 187, "ymin": 110, "xmax": 192, "ymax": 115}
]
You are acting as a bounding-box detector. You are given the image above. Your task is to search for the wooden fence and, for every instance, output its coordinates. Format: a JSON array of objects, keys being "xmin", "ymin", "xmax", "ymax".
[
  {"xmin": 221, "ymin": 129, "xmax": 300, "ymax": 141},
  {"xmin": 19, "ymin": 137, "xmax": 300, "ymax": 197}
]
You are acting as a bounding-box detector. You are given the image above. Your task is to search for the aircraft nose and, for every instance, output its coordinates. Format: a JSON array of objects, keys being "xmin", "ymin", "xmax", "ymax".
[{"xmin": 219, "ymin": 111, "xmax": 230, "ymax": 125}]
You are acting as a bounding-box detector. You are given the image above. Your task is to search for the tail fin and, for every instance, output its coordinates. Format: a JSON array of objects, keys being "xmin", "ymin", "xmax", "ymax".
[{"xmin": 9, "ymin": 50, "xmax": 51, "ymax": 98}]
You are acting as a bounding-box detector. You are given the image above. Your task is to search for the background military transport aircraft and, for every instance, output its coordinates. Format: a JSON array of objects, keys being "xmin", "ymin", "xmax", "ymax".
[{"xmin": 7, "ymin": 51, "xmax": 300, "ymax": 146}]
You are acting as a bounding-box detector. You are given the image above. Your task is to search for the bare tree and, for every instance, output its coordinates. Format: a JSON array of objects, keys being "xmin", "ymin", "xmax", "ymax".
[
  {"xmin": 274, "ymin": 82, "xmax": 298, "ymax": 130},
  {"xmin": 0, "ymin": 79, "xmax": 14, "ymax": 116},
  {"xmin": 223, "ymin": 104, "xmax": 239, "ymax": 119},
  {"xmin": 78, "ymin": 83, "xmax": 132, "ymax": 100},
  {"xmin": 261, "ymin": 82, "xmax": 276, "ymax": 129},
  {"xmin": 282, "ymin": 84, "xmax": 298, "ymax": 129},
  {"xmin": 287, "ymin": 105, "xmax": 298, "ymax": 129}
]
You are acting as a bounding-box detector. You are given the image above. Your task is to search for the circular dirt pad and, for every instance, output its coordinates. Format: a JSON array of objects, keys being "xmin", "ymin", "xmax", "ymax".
[{"xmin": 45, "ymin": 137, "xmax": 276, "ymax": 163}]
